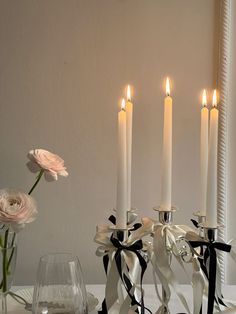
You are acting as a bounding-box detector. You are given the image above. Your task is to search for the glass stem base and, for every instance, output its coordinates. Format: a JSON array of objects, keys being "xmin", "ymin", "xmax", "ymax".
[{"xmin": 0, "ymin": 293, "xmax": 7, "ymax": 314}]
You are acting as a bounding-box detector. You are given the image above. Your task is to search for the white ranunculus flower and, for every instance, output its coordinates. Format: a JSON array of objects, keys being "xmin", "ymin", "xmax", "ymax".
[
  {"xmin": 0, "ymin": 189, "xmax": 37, "ymax": 232},
  {"xmin": 27, "ymin": 149, "xmax": 68, "ymax": 181}
]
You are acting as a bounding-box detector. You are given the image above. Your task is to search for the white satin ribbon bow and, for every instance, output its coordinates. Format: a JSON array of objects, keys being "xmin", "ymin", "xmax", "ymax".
[{"xmin": 94, "ymin": 217, "xmax": 153, "ymax": 314}]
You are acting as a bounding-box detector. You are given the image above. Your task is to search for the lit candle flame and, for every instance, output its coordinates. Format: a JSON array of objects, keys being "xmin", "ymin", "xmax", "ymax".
[
  {"xmin": 127, "ymin": 85, "xmax": 131, "ymax": 101},
  {"xmin": 212, "ymin": 89, "xmax": 217, "ymax": 107},
  {"xmin": 166, "ymin": 77, "xmax": 170, "ymax": 96},
  {"xmin": 121, "ymin": 98, "xmax": 126, "ymax": 110},
  {"xmin": 202, "ymin": 89, "xmax": 207, "ymax": 107}
]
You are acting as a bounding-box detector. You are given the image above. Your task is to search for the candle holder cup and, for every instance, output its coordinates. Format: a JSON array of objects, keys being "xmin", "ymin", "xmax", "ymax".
[
  {"xmin": 193, "ymin": 211, "xmax": 206, "ymax": 238},
  {"xmin": 198, "ymin": 222, "xmax": 222, "ymax": 242},
  {"xmin": 202, "ymin": 225, "xmax": 218, "ymax": 243},
  {"xmin": 109, "ymin": 225, "xmax": 130, "ymax": 242},
  {"xmin": 154, "ymin": 206, "xmax": 177, "ymax": 225}
]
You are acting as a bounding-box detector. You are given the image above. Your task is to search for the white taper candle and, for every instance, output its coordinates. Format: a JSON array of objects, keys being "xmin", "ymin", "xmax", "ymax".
[
  {"xmin": 160, "ymin": 77, "xmax": 172, "ymax": 211},
  {"xmin": 116, "ymin": 98, "xmax": 128, "ymax": 229},
  {"xmin": 206, "ymin": 90, "xmax": 219, "ymax": 227},
  {"xmin": 126, "ymin": 85, "xmax": 133, "ymax": 211},
  {"xmin": 200, "ymin": 89, "xmax": 209, "ymax": 215}
]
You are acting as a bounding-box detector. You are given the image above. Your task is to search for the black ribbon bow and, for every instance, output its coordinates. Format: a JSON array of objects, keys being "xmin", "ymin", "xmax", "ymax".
[
  {"xmin": 98, "ymin": 217, "xmax": 151, "ymax": 314},
  {"xmin": 189, "ymin": 239, "xmax": 231, "ymax": 314},
  {"xmin": 110, "ymin": 235, "xmax": 151, "ymax": 314}
]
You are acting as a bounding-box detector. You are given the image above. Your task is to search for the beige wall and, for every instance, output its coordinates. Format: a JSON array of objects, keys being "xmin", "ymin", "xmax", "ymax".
[{"xmin": 0, "ymin": 0, "xmax": 217, "ymax": 284}]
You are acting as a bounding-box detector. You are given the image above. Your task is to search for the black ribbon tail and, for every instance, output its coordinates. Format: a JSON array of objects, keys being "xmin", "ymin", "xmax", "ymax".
[
  {"xmin": 98, "ymin": 253, "xmax": 109, "ymax": 314},
  {"xmin": 98, "ymin": 299, "xmax": 108, "ymax": 314},
  {"xmin": 99, "ymin": 227, "xmax": 153, "ymax": 314},
  {"xmin": 103, "ymin": 254, "xmax": 109, "ymax": 275},
  {"xmin": 188, "ymin": 240, "xmax": 231, "ymax": 314},
  {"xmin": 218, "ymin": 295, "xmax": 227, "ymax": 307},
  {"xmin": 112, "ymin": 237, "xmax": 152, "ymax": 314},
  {"xmin": 207, "ymin": 247, "xmax": 217, "ymax": 314}
]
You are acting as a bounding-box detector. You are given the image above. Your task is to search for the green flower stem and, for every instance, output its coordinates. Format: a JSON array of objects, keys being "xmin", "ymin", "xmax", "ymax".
[
  {"xmin": 2, "ymin": 229, "xmax": 9, "ymax": 293},
  {"xmin": 7, "ymin": 233, "xmax": 16, "ymax": 274},
  {"xmin": 0, "ymin": 233, "xmax": 16, "ymax": 290},
  {"xmin": 28, "ymin": 169, "xmax": 44, "ymax": 195}
]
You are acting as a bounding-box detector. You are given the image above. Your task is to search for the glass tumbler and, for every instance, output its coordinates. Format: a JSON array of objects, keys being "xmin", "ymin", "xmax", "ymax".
[{"xmin": 32, "ymin": 253, "xmax": 88, "ymax": 314}]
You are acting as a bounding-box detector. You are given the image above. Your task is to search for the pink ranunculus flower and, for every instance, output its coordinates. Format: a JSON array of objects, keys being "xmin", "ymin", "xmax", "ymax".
[
  {"xmin": 0, "ymin": 189, "xmax": 37, "ymax": 232},
  {"xmin": 27, "ymin": 149, "xmax": 68, "ymax": 182}
]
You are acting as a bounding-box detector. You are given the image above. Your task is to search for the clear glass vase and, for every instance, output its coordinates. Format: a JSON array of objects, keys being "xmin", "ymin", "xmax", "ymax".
[
  {"xmin": 32, "ymin": 253, "xmax": 88, "ymax": 314},
  {"xmin": 0, "ymin": 229, "xmax": 17, "ymax": 314}
]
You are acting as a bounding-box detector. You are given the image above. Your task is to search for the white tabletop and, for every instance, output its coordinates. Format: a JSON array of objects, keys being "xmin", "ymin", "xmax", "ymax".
[
  {"xmin": 6, "ymin": 284, "xmax": 236, "ymax": 313},
  {"xmin": 87, "ymin": 284, "xmax": 236, "ymax": 313}
]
